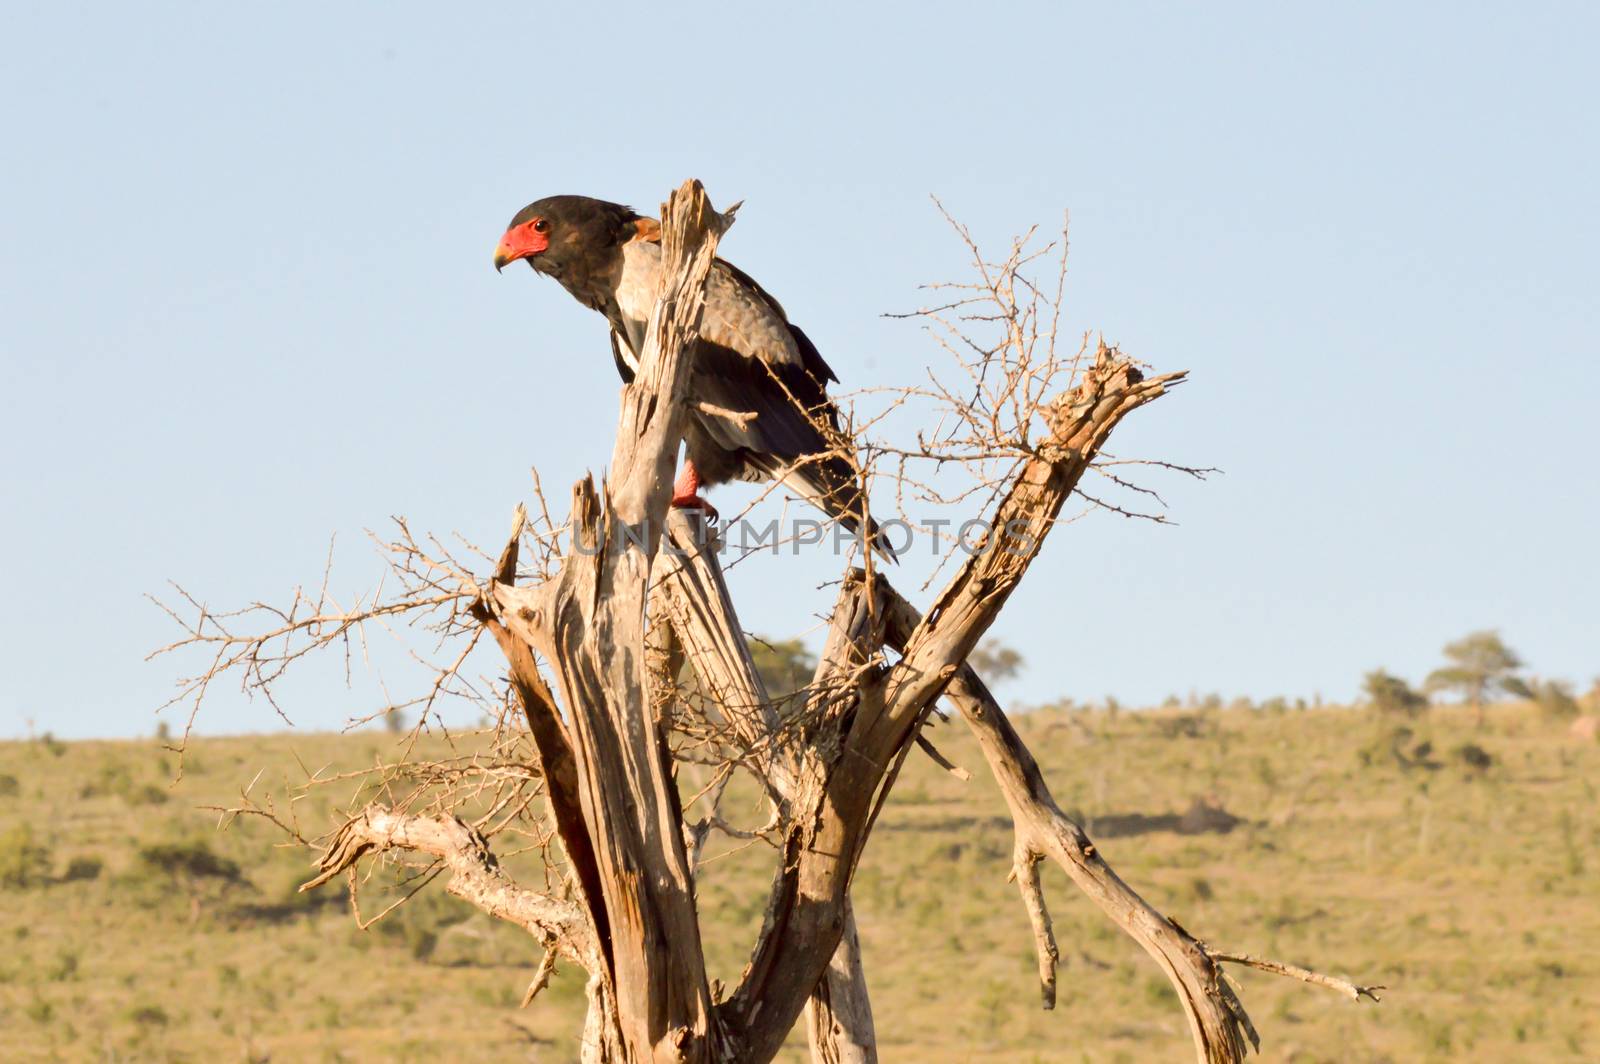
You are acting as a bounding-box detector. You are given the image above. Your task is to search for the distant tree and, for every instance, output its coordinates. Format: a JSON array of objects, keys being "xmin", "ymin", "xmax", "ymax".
[
  {"xmin": 135, "ymin": 840, "xmax": 244, "ymax": 922},
  {"xmin": 136, "ymin": 840, "xmax": 243, "ymax": 883},
  {"xmin": 1361, "ymin": 669, "xmax": 1429, "ymax": 718},
  {"xmin": 749, "ymin": 637, "xmax": 817, "ymax": 697},
  {"xmin": 1424, "ymin": 630, "xmax": 1531, "ymax": 728},
  {"xmin": 967, "ymin": 640, "xmax": 1024, "ymax": 686}
]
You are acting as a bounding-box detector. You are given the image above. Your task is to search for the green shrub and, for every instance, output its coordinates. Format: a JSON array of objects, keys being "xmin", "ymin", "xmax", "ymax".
[
  {"xmin": 0, "ymin": 823, "xmax": 52, "ymax": 888},
  {"xmin": 408, "ymin": 926, "xmax": 439, "ymax": 961},
  {"xmin": 0, "ymin": 773, "xmax": 19, "ymax": 798},
  {"xmin": 127, "ymin": 783, "xmax": 170, "ymax": 806},
  {"xmin": 1363, "ymin": 669, "xmax": 1429, "ymax": 717},
  {"xmin": 47, "ymin": 950, "xmax": 79, "ymax": 982},
  {"xmin": 374, "ymin": 887, "xmax": 473, "ymax": 962},
  {"xmin": 125, "ymin": 1003, "xmax": 170, "ymax": 1027},
  {"xmin": 79, "ymin": 763, "xmax": 170, "ymax": 805},
  {"xmin": 1357, "ymin": 725, "xmax": 1439, "ymax": 771},
  {"xmin": 63, "ymin": 855, "xmax": 103, "ymax": 882},
  {"xmin": 1453, "ymin": 742, "xmax": 1494, "ymax": 775},
  {"xmin": 749, "ymin": 636, "xmax": 819, "ymax": 696},
  {"xmin": 136, "ymin": 840, "xmax": 243, "ymax": 883},
  {"xmin": 79, "ymin": 762, "xmax": 130, "ymax": 799}
]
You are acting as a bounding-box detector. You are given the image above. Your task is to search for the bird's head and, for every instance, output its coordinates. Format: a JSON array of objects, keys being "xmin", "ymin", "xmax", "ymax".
[{"xmin": 494, "ymin": 195, "xmax": 653, "ymax": 279}]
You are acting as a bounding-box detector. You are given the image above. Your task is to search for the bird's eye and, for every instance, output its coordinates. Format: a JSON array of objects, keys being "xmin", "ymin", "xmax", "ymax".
[{"xmin": 533, "ymin": 219, "xmax": 550, "ymax": 234}]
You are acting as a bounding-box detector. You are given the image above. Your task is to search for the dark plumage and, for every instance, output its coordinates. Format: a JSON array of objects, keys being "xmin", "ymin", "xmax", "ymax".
[{"xmin": 495, "ymin": 195, "xmax": 892, "ymax": 560}]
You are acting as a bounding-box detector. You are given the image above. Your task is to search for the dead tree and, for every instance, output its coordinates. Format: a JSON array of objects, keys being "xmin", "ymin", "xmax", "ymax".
[{"xmin": 158, "ymin": 179, "xmax": 1378, "ymax": 1063}]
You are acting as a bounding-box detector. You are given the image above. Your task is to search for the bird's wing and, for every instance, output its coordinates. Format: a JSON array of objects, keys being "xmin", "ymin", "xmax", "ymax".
[
  {"xmin": 709, "ymin": 259, "xmax": 839, "ymax": 386},
  {"xmin": 614, "ymin": 240, "xmax": 895, "ymax": 560},
  {"xmin": 609, "ymin": 329, "xmax": 637, "ymax": 384},
  {"xmin": 619, "ymin": 231, "xmax": 839, "ymax": 386},
  {"xmin": 689, "ymin": 340, "xmax": 839, "ymax": 463},
  {"xmin": 689, "ymin": 340, "xmax": 892, "ymax": 549}
]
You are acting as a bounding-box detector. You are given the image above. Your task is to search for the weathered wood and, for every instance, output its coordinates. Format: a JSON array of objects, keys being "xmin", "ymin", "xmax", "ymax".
[
  {"xmin": 877, "ymin": 585, "xmax": 1257, "ymax": 1063},
  {"xmin": 803, "ymin": 900, "xmax": 878, "ymax": 1064},
  {"xmin": 656, "ymin": 510, "xmax": 877, "ymax": 1064},
  {"xmin": 870, "ymin": 344, "xmax": 1185, "ymax": 764},
  {"xmin": 656, "ymin": 510, "xmax": 785, "ymax": 776},
  {"xmin": 304, "ymin": 806, "xmax": 596, "ymax": 967},
  {"xmin": 720, "ymin": 346, "xmax": 1181, "ymax": 1062},
  {"xmin": 495, "ymin": 181, "xmax": 735, "ymax": 1062},
  {"xmin": 473, "ymin": 507, "xmax": 610, "ymax": 960},
  {"xmin": 719, "ymin": 570, "xmax": 889, "ymax": 1062}
]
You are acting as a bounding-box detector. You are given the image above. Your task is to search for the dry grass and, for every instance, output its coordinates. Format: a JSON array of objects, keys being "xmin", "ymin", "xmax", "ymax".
[{"xmin": 1, "ymin": 701, "xmax": 1594, "ymax": 1062}]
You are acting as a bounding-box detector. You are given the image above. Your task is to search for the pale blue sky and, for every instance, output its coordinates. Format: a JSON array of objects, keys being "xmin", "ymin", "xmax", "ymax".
[{"xmin": 2, "ymin": 2, "xmax": 1596, "ymax": 738}]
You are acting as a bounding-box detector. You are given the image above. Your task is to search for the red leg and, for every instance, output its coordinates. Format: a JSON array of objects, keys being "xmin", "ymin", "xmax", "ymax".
[{"xmin": 670, "ymin": 460, "xmax": 718, "ymax": 519}]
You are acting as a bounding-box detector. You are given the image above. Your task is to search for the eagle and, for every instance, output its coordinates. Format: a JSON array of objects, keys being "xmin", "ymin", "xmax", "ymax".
[{"xmin": 495, "ymin": 195, "xmax": 893, "ymax": 560}]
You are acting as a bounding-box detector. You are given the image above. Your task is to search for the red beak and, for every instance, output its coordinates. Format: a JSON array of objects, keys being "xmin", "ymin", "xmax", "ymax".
[{"xmin": 494, "ymin": 220, "xmax": 549, "ymax": 271}]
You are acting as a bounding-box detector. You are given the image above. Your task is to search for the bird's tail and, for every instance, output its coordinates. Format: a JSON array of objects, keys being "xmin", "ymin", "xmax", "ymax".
[{"xmin": 779, "ymin": 454, "xmax": 898, "ymax": 564}]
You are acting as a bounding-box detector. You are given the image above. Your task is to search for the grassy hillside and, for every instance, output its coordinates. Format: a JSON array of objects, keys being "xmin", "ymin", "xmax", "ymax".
[{"xmin": 1, "ymin": 702, "xmax": 1595, "ymax": 1062}]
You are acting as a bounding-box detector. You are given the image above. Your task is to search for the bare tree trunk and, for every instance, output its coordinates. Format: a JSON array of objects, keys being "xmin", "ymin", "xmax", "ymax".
[
  {"xmin": 803, "ymin": 901, "xmax": 877, "ymax": 1064},
  {"xmin": 496, "ymin": 181, "xmax": 735, "ymax": 1061},
  {"xmin": 658, "ymin": 511, "xmax": 877, "ymax": 1064},
  {"xmin": 878, "ymin": 588, "xmax": 1257, "ymax": 1061}
]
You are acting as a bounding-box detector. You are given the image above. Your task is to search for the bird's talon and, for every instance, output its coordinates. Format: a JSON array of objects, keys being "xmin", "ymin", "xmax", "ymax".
[{"xmin": 670, "ymin": 495, "xmax": 719, "ymax": 523}]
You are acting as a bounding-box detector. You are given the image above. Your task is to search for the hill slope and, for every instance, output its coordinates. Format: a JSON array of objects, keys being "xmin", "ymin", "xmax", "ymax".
[{"xmin": 1, "ymin": 703, "xmax": 1595, "ymax": 1062}]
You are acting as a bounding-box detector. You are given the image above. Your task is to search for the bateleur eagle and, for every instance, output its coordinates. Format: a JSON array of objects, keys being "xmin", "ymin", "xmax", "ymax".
[{"xmin": 494, "ymin": 195, "xmax": 893, "ymax": 561}]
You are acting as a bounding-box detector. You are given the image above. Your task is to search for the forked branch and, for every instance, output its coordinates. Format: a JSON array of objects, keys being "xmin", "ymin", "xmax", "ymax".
[
  {"xmin": 876, "ymin": 580, "xmax": 1379, "ymax": 1063},
  {"xmin": 303, "ymin": 806, "xmax": 596, "ymax": 968}
]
